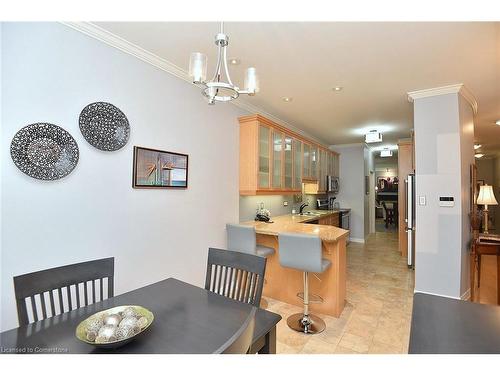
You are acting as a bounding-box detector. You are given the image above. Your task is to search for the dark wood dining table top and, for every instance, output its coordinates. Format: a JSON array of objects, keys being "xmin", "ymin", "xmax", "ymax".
[
  {"xmin": 0, "ymin": 278, "xmax": 281, "ymax": 354},
  {"xmin": 409, "ymin": 293, "xmax": 500, "ymax": 354}
]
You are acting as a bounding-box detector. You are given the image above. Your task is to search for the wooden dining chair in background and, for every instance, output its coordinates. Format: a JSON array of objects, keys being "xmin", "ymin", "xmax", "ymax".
[
  {"xmin": 213, "ymin": 306, "xmax": 257, "ymax": 354},
  {"xmin": 205, "ymin": 248, "xmax": 266, "ymax": 308},
  {"xmin": 13, "ymin": 257, "xmax": 114, "ymax": 326}
]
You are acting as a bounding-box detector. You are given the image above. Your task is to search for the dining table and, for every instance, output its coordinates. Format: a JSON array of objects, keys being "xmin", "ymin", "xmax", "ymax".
[{"xmin": 0, "ymin": 278, "xmax": 281, "ymax": 354}]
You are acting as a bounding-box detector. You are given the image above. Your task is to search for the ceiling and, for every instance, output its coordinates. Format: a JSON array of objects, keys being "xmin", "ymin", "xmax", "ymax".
[{"xmin": 94, "ymin": 22, "xmax": 500, "ymax": 153}]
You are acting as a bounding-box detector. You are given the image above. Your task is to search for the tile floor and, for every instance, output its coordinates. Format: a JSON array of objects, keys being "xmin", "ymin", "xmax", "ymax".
[{"xmin": 266, "ymin": 231, "xmax": 414, "ymax": 354}]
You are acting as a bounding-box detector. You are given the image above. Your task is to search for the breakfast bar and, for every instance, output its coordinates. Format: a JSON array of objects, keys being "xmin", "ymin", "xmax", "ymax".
[{"xmin": 242, "ymin": 212, "xmax": 349, "ymax": 317}]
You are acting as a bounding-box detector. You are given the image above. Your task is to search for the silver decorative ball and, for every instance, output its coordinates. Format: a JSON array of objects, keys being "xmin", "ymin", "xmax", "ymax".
[
  {"xmin": 121, "ymin": 307, "xmax": 139, "ymax": 319},
  {"xmin": 137, "ymin": 316, "xmax": 148, "ymax": 330},
  {"xmin": 115, "ymin": 326, "xmax": 135, "ymax": 340},
  {"xmin": 103, "ymin": 313, "xmax": 122, "ymax": 327},
  {"xmin": 96, "ymin": 324, "xmax": 117, "ymax": 343},
  {"xmin": 119, "ymin": 316, "xmax": 140, "ymax": 334}
]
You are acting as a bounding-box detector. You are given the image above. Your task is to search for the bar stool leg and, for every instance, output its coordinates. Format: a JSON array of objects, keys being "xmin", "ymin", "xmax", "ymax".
[{"xmin": 286, "ymin": 272, "xmax": 326, "ymax": 334}]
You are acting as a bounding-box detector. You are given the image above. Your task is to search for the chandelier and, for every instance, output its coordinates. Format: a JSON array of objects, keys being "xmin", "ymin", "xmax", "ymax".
[{"xmin": 188, "ymin": 22, "xmax": 259, "ymax": 105}]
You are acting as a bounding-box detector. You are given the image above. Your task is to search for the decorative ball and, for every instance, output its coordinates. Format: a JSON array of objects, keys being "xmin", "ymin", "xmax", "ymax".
[
  {"xmin": 96, "ymin": 324, "xmax": 117, "ymax": 343},
  {"xmin": 115, "ymin": 326, "xmax": 135, "ymax": 340},
  {"xmin": 137, "ymin": 316, "xmax": 148, "ymax": 330},
  {"xmin": 86, "ymin": 330, "xmax": 97, "ymax": 342},
  {"xmin": 119, "ymin": 316, "xmax": 140, "ymax": 334},
  {"xmin": 103, "ymin": 313, "xmax": 122, "ymax": 327},
  {"xmin": 121, "ymin": 307, "xmax": 139, "ymax": 319}
]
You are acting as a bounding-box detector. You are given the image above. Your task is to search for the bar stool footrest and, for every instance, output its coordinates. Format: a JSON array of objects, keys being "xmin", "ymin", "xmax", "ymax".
[{"xmin": 297, "ymin": 292, "xmax": 324, "ymax": 303}]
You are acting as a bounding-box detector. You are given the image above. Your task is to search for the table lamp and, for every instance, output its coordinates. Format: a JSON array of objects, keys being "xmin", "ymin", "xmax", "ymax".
[{"xmin": 477, "ymin": 184, "xmax": 498, "ymax": 233}]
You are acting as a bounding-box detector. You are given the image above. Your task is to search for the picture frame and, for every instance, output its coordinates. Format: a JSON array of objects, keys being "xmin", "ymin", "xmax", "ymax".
[{"xmin": 132, "ymin": 146, "xmax": 188, "ymax": 189}]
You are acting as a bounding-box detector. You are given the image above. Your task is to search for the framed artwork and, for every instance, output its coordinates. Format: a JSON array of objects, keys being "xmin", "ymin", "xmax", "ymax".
[{"xmin": 132, "ymin": 146, "xmax": 188, "ymax": 189}]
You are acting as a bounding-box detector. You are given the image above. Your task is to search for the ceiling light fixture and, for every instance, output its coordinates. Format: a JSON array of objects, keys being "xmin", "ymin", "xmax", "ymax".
[
  {"xmin": 474, "ymin": 144, "xmax": 482, "ymax": 150},
  {"xmin": 475, "ymin": 153, "xmax": 484, "ymax": 159},
  {"xmin": 365, "ymin": 130, "xmax": 382, "ymax": 143},
  {"xmin": 228, "ymin": 58, "xmax": 240, "ymax": 65},
  {"xmin": 282, "ymin": 97, "xmax": 293, "ymax": 102},
  {"xmin": 188, "ymin": 22, "xmax": 258, "ymax": 105},
  {"xmin": 380, "ymin": 148, "xmax": 393, "ymax": 157},
  {"xmin": 496, "ymin": 120, "xmax": 500, "ymax": 126},
  {"xmin": 333, "ymin": 86, "xmax": 343, "ymax": 92}
]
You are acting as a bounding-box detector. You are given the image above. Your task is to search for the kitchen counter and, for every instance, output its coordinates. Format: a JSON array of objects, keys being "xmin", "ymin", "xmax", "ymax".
[
  {"xmin": 241, "ymin": 210, "xmax": 349, "ymax": 317},
  {"xmin": 242, "ymin": 211, "xmax": 348, "ymax": 243}
]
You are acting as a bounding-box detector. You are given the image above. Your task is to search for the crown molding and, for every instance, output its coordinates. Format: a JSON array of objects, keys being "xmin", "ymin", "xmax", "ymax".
[
  {"xmin": 407, "ymin": 83, "xmax": 478, "ymax": 115},
  {"xmin": 60, "ymin": 22, "xmax": 329, "ymax": 147}
]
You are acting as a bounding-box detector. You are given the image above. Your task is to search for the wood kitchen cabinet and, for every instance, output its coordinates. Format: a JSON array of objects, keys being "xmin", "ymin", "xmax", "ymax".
[
  {"xmin": 239, "ymin": 114, "xmax": 340, "ymax": 195},
  {"xmin": 318, "ymin": 212, "xmax": 340, "ymax": 227}
]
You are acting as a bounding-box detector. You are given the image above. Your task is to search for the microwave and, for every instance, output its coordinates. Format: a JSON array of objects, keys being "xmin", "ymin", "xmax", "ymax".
[{"xmin": 327, "ymin": 176, "xmax": 339, "ymax": 194}]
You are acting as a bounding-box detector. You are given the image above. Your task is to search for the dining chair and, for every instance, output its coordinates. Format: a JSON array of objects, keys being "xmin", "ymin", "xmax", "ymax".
[
  {"xmin": 205, "ymin": 248, "xmax": 266, "ymax": 308},
  {"xmin": 213, "ymin": 306, "xmax": 257, "ymax": 354},
  {"xmin": 13, "ymin": 257, "xmax": 114, "ymax": 326}
]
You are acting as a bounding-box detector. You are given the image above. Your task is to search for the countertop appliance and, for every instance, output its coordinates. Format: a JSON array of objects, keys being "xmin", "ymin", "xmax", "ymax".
[
  {"xmin": 316, "ymin": 198, "xmax": 329, "ymax": 210},
  {"xmin": 327, "ymin": 176, "xmax": 340, "ymax": 194},
  {"xmin": 405, "ymin": 173, "xmax": 416, "ymax": 269}
]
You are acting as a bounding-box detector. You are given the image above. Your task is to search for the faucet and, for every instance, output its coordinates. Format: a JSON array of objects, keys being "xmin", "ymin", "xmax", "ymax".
[{"xmin": 299, "ymin": 203, "xmax": 309, "ymax": 214}]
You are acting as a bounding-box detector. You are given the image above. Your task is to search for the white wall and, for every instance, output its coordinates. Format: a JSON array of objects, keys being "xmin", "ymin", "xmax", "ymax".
[
  {"xmin": 413, "ymin": 92, "xmax": 474, "ymax": 299},
  {"xmin": 364, "ymin": 146, "xmax": 375, "ymax": 237},
  {"xmin": 1, "ymin": 23, "xmax": 246, "ymax": 331},
  {"xmin": 330, "ymin": 144, "xmax": 365, "ymax": 242}
]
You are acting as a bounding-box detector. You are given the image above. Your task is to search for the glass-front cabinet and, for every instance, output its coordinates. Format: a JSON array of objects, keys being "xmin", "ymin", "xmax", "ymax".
[
  {"xmin": 272, "ymin": 130, "xmax": 283, "ymax": 189},
  {"xmin": 258, "ymin": 125, "xmax": 270, "ymax": 188},
  {"xmin": 293, "ymin": 139, "xmax": 302, "ymax": 190},
  {"xmin": 310, "ymin": 146, "xmax": 318, "ymax": 180},
  {"xmin": 284, "ymin": 135, "xmax": 293, "ymax": 189},
  {"xmin": 238, "ymin": 114, "xmax": 340, "ymax": 195},
  {"xmin": 303, "ymin": 143, "xmax": 311, "ymax": 179}
]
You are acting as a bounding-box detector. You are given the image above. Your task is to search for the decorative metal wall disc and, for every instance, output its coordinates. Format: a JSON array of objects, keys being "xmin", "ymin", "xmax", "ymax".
[
  {"xmin": 10, "ymin": 123, "xmax": 79, "ymax": 180},
  {"xmin": 79, "ymin": 102, "xmax": 130, "ymax": 151}
]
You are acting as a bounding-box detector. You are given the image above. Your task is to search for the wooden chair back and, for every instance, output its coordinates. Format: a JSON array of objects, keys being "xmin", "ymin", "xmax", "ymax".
[
  {"xmin": 14, "ymin": 257, "xmax": 114, "ymax": 326},
  {"xmin": 205, "ymin": 248, "xmax": 266, "ymax": 308}
]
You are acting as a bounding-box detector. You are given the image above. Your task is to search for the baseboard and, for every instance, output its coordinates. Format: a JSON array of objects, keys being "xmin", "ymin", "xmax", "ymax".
[
  {"xmin": 349, "ymin": 237, "xmax": 365, "ymax": 244},
  {"xmin": 413, "ymin": 289, "xmax": 461, "ymax": 300},
  {"xmin": 460, "ymin": 288, "xmax": 471, "ymax": 301}
]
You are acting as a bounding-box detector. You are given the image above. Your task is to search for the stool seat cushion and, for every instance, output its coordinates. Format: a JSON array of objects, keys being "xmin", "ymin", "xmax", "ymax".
[
  {"xmin": 321, "ymin": 259, "xmax": 332, "ymax": 272},
  {"xmin": 256, "ymin": 245, "xmax": 275, "ymax": 258}
]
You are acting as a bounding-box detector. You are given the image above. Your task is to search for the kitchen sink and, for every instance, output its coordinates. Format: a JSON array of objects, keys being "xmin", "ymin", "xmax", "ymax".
[{"xmin": 298, "ymin": 211, "xmax": 322, "ymax": 217}]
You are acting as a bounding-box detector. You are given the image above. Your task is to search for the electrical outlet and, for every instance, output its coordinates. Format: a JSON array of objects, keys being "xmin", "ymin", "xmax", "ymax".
[{"xmin": 283, "ymin": 201, "xmax": 288, "ymax": 207}]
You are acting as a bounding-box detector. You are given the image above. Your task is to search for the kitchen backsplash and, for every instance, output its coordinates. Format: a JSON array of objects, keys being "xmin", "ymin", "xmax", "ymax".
[{"xmin": 239, "ymin": 194, "xmax": 324, "ymax": 222}]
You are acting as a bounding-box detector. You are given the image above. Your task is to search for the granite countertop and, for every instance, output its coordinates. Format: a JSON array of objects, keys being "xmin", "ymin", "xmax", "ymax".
[{"xmin": 241, "ymin": 210, "xmax": 349, "ymax": 243}]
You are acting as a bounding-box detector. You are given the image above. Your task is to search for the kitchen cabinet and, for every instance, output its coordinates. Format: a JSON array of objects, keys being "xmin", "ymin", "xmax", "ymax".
[
  {"xmin": 293, "ymin": 139, "xmax": 302, "ymax": 190},
  {"xmin": 272, "ymin": 130, "xmax": 283, "ymax": 188},
  {"xmin": 303, "ymin": 143, "xmax": 311, "ymax": 179},
  {"xmin": 238, "ymin": 114, "xmax": 340, "ymax": 195},
  {"xmin": 318, "ymin": 212, "xmax": 340, "ymax": 227}
]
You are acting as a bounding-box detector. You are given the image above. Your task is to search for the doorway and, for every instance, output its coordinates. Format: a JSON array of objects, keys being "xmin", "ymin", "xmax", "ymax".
[{"xmin": 374, "ymin": 152, "xmax": 399, "ymax": 233}]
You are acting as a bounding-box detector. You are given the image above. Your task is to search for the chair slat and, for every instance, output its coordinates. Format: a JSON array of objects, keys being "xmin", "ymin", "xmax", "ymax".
[
  {"xmin": 92, "ymin": 280, "xmax": 96, "ymax": 303},
  {"xmin": 224, "ymin": 267, "xmax": 232, "ymax": 296},
  {"xmin": 30, "ymin": 295, "xmax": 38, "ymax": 322},
  {"xmin": 40, "ymin": 292, "xmax": 47, "ymax": 319},
  {"xmin": 67, "ymin": 285, "xmax": 73, "ymax": 310},
  {"xmin": 99, "ymin": 279, "xmax": 104, "ymax": 301},
  {"xmin": 49, "ymin": 290, "xmax": 56, "ymax": 316},
  {"xmin": 84, "ymin": 282, "xmax": 88, "ymax": 306},
  {"xmin": 75, "ymin": 283, "xmax": 81, "ymax": 308},
  {"xmin": 57, "ymin": 288, "xmax": 64, "ymax": 314}
]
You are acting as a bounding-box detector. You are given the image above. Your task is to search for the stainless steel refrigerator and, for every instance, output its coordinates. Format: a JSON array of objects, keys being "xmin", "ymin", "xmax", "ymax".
[{"xmin": 405, "ymin": 173, "xmax": 416, "ymax": 269}]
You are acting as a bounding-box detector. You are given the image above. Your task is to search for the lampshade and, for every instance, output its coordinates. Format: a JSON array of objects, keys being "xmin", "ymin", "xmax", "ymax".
[
  {"xmin": 477, "ymin": 184, "xmax": 498, "ymax": 205},
  {"xmin": 189, "ymin": 52, "xmax": 207, "ymax": 83},
  {"xmin": 244, "ymin": 67, "xmax": 259, "ymax": 93}
]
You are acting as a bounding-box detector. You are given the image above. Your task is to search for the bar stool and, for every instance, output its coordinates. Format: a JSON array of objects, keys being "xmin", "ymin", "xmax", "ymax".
[
  {"xmin": 278, "ymin": 232, "xmax": 331, "ymax": 334},
  {"xmin": 226, "ymin": 224, "xmax": 275, "ymax": 307}
]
